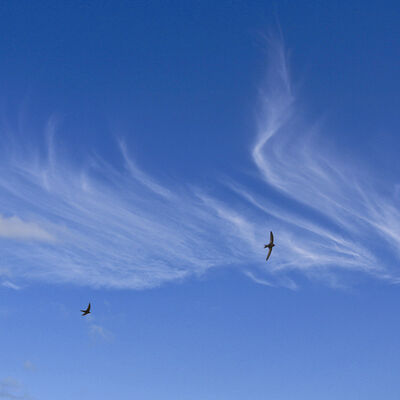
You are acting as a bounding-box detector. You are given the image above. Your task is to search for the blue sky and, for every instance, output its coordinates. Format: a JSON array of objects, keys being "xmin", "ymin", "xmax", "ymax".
[{"xmin": 1, "ymin": 1, "xmax": 400, "ymax": 399}]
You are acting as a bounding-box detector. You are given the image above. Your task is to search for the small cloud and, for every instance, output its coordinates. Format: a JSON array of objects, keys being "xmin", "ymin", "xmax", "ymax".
[
  {"xmin": 89, "ymin": 324, "xmax": 112, "ymax": 341},
  {"xmin": 1, "ymin": 281, "xmax": 21, "ymax": 290},
  {"xmin": 0, "ymin": 377, "xmax": 28, "ymax": 399},
  {"xmin": 23, "ymin": 361, "xmax": 36, "ymax": 372},
  {"xmin": 0, "ymin": 214, "xmax": 54, "ymax": 242},
  {"xmin": 244, "ymin": 271, "xmax": 274, "ymax": 287}
]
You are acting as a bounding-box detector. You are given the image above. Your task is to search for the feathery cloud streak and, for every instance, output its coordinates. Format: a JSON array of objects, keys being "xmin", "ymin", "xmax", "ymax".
[
  {"xmin": 239, "ymin": 35, "xmax": 400, "ymax": 285},
  {"xmin": 0, "ymin": 132, "xmax": 258, "ymax": 289},
  {"xmin": 0, "ymin": 36, "xmax": 398, "ymax": 289}
]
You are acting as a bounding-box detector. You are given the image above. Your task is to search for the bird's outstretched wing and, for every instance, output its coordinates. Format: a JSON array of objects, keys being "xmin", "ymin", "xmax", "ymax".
[
  {"xmin": 270, "ymin": 231, "xmax": 274, "ymax": 244},
  {"xmin": 81, "ymin": 303, "xmax": 90, "ymax": 313},
  {"xmin": 266, "ymin": 247, "xmax": 273, "ymax": 261}
]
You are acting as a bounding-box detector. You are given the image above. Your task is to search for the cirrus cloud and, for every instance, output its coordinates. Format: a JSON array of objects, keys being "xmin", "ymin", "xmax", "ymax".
[{"xmin": 0, "ymin": 35, "xmax": 398, "ymax": 290}]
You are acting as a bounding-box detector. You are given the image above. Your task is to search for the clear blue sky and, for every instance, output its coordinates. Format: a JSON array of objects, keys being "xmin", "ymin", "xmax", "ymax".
[{"xmin": 1, "ymin": 1, "xmax": 400, "ymax": 399}]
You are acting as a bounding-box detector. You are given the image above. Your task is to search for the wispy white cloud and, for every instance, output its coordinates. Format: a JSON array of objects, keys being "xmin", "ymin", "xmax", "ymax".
[
  {"xmin": 0, "ymin": 129, "xmax": 256, "ymax": 290},
  {"xmin": 1, "ymin": 281, "xmax": 21, "ymax": 290},
  {"xmin": 89, "ymin": 324, "xmax": 112, "ymax": 341},
  {"xmin": 83, "ymin": 312, "xmax": 112, "ymax": 340},
  {"xmin": 0, "ymin": 35, "xmax": 398, "ymax": 290},
  {"xmin": 118, "ymin": 138, "xmax": 173, "ymax": 199},
  {"xmin": 243, "ymin": 270, "xmax": 274, "ymax": 287},
  {"xmin": 229, "ymin": 33, "xmax": 400, "ymax": 286}
]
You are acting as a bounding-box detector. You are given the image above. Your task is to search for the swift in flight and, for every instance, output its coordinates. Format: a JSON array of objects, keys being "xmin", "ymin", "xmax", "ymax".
[
  {"xmin": 80, "ymin": 303, "xmax": 91, "ymax": 316},
  {"xmin": 264, "ymin": 231, "xmax": 275, "ymax": 261}
]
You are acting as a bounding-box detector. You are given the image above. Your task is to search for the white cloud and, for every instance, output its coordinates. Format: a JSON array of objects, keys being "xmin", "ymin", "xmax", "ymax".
[
  {"xmin": 118, "ymin": 139, "xmax": 173, "ymax": 198},
  {"xmin": 0, "ymin": 131, "xmax": 257, "ymax": 290},
  {"xmin": 1, "ymin": 281, "xmax": 21, "ymax": 290},
  {"xmin": 0, "ymin": 215, "xmax": 54, "ymax": 242},
  {"xmin": 243, "ymin": 270, "xmax": 274, "ymax": 287},
  {"xmin": 0, "ymin": 36, "xmax": 398, "ymax": 290},
  {"xmin": 89, "ymin": 324, "xmax": 112, "ymax": 341},
  {"xmin": 0, "ymin": 378, "xmax": 29, "ymax": 400},
  {"xmin": 23, "ymin": 361, "xmax": 35, "ymax": 372},
  {"xmin": 229, "ymin": 34, "xmax": 400, "ymax": 286}
]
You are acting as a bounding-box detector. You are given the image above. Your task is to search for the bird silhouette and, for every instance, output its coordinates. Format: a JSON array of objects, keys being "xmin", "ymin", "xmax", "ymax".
[
  {"xmin": 80, "ymin": 302, "xmax": 91, "ymax": 316},
  {"xmin": 264, "ymin": 231, "xmax": 275, "ymax": 261}
]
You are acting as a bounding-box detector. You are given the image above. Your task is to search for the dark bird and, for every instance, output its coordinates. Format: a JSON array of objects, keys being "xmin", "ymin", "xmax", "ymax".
[
  {"xmin": 264, "ymin": 231, "xmax": 275, "ymax": 261},
  {"xmin": 80, "ymin": 303, "xmax": 91, "ymax": 316}
]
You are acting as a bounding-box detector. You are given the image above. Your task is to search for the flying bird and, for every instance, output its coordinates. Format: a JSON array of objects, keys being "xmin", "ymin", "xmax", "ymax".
[
  {"xmin": 80, "ymin": 302, "xmax": 91, "ymax": 316},
  {"xmin": 264, "ymin": 231, "xmax": 275, "ymax": 261}
]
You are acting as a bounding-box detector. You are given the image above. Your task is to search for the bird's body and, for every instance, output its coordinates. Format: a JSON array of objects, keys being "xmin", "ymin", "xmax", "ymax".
[
  {"xmin": 264, "ymin": 231, "xmax": 275, "ymax": 261},
  {"xmin": 81, "ymin": 303, "xmax": 91, "ymax": 316}
]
